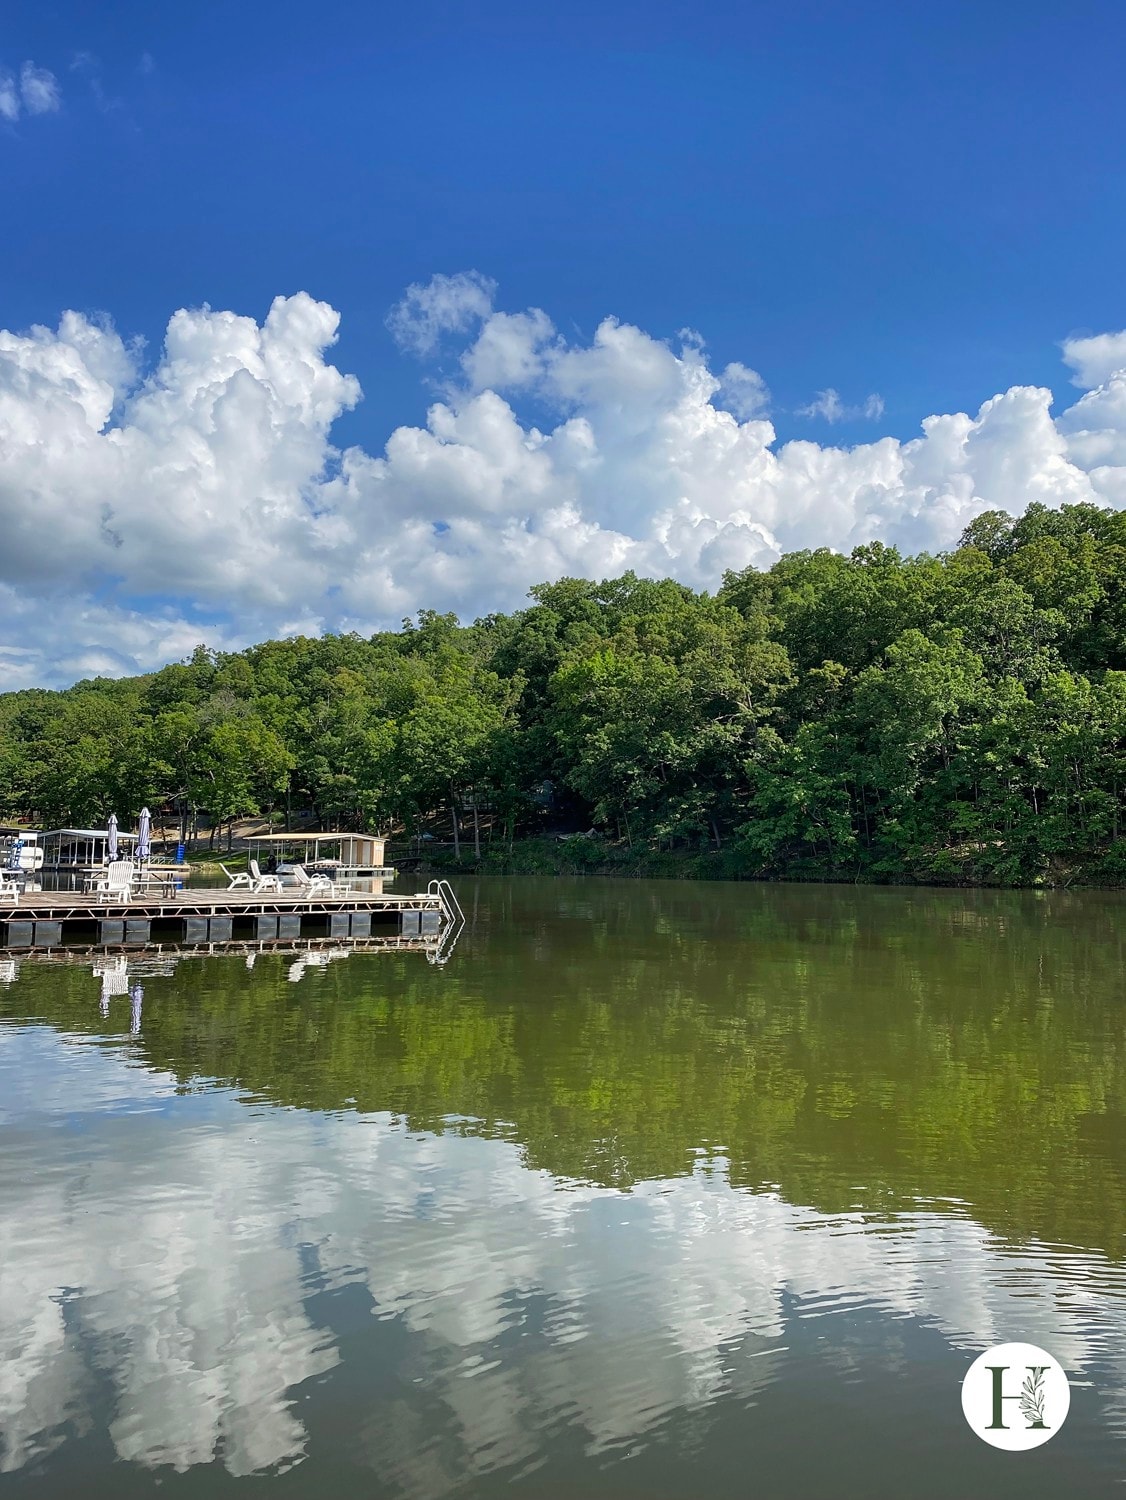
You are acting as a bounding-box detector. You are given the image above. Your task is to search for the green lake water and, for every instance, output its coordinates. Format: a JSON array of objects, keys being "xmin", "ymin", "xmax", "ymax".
[{"xmin": 1, "ymin": 876, "xmax": 1125, "ymax": 1496}]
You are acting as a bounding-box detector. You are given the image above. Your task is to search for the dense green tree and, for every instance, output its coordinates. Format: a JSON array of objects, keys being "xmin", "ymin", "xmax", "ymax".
[{"xmin": 2, "ymin": 504, "xmax": 1126, "ymax": 883}]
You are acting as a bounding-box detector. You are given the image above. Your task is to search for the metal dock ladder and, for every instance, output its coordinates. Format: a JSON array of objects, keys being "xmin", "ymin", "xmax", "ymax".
[{"xmin": 426, "ymin": 879, "xmax": 466, "ymax": 963}]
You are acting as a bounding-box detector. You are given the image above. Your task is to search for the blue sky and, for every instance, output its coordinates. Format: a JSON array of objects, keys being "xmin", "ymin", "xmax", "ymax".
[{"xmin": 3, "ymin": 0, "xmax": 1126, "ymax": 684}]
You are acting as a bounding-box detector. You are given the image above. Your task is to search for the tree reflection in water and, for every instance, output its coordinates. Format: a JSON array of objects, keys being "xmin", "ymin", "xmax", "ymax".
[{"xmin": 0, "ymin": 878, "xmax": 1123, "ymax": 1494}]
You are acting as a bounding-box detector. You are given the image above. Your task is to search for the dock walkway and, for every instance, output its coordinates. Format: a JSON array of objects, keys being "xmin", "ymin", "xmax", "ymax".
[{"xmin": 0, "ymin": 882, "xmax": 462, "ymax": 950}]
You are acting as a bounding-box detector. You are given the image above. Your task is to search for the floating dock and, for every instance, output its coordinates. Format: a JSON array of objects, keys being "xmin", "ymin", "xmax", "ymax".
[{"xmin": 0, "ymin": 880, "xmax": 464, "ymax": 951}]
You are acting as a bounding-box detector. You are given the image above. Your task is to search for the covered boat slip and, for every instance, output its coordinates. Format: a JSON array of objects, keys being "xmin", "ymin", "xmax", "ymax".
[
  {"xmin": 5, "ymin": 827, "xmax": 393, "ymax": 881},
  {"xmin": 0, "ymin": 880, "xmax": 464, "ymax": 952},
  {"xmin": 34, "ymin": 828, "xmax": 141, "ymax": 871},
  {"xmin": 247, "ymin": 832, "xmax": 393, "ymax": 884}
]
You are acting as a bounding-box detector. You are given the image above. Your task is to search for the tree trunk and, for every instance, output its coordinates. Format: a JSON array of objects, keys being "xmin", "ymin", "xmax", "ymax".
[
  {"xmin": 451, "ymin": 785, "xmax": 460, "ymax": 860},
  {"xmin": 710, "ymin": 814, "xmax": 722, "ymax": 850},
  {"xmin": 473, "ymin": 792, "xmax": 481, "ymax": 859}
]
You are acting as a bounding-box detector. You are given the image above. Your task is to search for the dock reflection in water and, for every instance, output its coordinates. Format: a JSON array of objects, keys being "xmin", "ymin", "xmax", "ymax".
[{"xmin": 0, "ymin": 877, "xmax": 1125, "ymax": 1498}]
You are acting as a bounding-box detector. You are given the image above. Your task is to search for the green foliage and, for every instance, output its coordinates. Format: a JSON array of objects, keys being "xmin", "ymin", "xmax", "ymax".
[{"xmin": 4, "ymin": 503, "xmax": 1126, "ymax": 883}]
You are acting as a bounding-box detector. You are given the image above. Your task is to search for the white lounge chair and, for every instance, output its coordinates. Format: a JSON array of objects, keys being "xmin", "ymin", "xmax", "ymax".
[
  {"xmin": 291, "ymin": 864, "xmax": 337, "ymax": 896},
  {"xmin": 220, "ymin": 862, "xmax": 253, "ymax": 891},
  {"xmin": 249, "ymin": 859, "xmax": 282, "ymax": 893},
  {"xmin": 95, "ymin": 861, "xmax": 135, "ymax": 902},
  {"xmin": 0, "ymin": 870, "xmax": 20, "ymax": 904}
]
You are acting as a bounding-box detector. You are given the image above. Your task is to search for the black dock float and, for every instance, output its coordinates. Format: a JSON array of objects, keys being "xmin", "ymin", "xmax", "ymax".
[{"xmin": 0, "ymin": 884, "xmax": 460, "ymax": 952}]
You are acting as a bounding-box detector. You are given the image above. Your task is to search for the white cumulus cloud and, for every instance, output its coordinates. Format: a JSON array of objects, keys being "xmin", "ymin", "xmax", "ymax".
[
  {"xmin": 1, "ymin": 275, "xmax": 1125, "ymax": 688},
  {"xmin": 717, "ymin": 360, "xmax": 770, "ymax": 420},
  {"xmin": 0, "ymin": 74, "xmax": 18, "ymax": 122},
  {"xmin": 386, "ymin": 270, "xmax": 497, "ymax": 356},
  {"xmin": 0, "ymin": 60, "xmax": 60, "ymax": 122},
  {"xmin": 18, "ymin": 62, "xmax": 59, "ymax": 115},
  {"xmin": 1061, "ymin": 329, "xmax": 1126, "ymax": 390},
  {"xmin": 797, "ymin": 387, "xmax": 885, "ymax": 422}
]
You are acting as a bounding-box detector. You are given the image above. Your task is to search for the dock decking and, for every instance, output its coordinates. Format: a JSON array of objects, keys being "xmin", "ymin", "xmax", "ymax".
[{"xmin": 0, "ymin": 881, "xmax": 464, "ymax": 951}]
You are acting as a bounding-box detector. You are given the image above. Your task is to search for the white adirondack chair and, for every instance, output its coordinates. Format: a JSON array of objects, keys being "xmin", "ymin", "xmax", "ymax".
[
  {"xmin": 0, "ymin": 870, "xmax": 20, "ymax": 904},
  {"xmin": 249, "ymin": 859, "xmax": 282, "ymax": 893},
  {"xmin": 95, "ymin": 861, "xmax": 135, "ymax": 902},
  {"xmin": 291, "ymin": 864, "xmax": 337, "ymax": 896},
  {"xmin": 220, "ymin": 862, "xmax": 253, "ymax": 891}
]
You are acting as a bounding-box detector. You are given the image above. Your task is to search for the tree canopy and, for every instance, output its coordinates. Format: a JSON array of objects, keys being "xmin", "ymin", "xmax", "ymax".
[{"xmin": 3, "ymin": 501, "xmax": 1126, "ymax": 883}]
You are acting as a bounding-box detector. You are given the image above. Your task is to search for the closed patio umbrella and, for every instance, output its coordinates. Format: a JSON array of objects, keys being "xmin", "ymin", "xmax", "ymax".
[
  {"xmin": 107, "ymin": 812, "xmax": 119, "ymax": 862},
  {"xmin": 137, "ymin": 807, "xmax": 152, "ymax": 864}
]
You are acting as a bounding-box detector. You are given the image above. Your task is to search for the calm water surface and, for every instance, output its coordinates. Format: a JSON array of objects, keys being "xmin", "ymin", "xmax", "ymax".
[{"xmin": 1, "ymin": 878, "xmax": 1125, "ymax": 1497}]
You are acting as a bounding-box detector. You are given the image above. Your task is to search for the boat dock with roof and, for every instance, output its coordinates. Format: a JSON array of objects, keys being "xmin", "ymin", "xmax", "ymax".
[{"xmin": 246, "ymin": 832, "xmax": 395, "ymax": 884}]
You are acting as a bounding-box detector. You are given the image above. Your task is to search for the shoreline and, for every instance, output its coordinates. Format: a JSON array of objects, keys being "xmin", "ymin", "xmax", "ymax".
[{"xmin": 399, "ymin": 837, "xmax": 1124, "ymax": 890}]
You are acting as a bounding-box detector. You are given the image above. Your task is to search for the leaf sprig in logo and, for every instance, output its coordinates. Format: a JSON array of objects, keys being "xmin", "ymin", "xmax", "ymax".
[{"xmin": 1018, "ymin": 1367, "xmax": 1048, "ymax": 1429}]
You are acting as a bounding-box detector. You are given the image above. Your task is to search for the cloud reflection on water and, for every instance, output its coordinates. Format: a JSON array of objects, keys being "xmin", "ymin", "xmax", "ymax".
[{"xmin": 1, "ymin": 1025, "xmax": 1125, "ymax": 1488}]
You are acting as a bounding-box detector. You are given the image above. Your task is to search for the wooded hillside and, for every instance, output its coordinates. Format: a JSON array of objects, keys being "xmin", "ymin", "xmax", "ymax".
[{"xmin": 3, "ymin": 501, "xmax": 1125, "ymax": 885}]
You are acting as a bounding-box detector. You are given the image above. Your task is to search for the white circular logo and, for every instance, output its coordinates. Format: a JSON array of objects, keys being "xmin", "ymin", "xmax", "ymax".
[{"xmin": 961, "ymin": 1342, "xmax": 1070, "ymax": 1450}]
